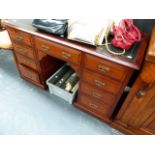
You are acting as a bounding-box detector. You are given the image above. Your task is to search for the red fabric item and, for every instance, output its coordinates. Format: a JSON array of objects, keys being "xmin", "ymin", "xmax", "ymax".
[{"xmin": 112, "ymin": 19, "xmax": 142, "ymax": 50}]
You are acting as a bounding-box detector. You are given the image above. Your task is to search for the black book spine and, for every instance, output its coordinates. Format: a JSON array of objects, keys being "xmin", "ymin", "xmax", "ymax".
[
  {"xmin": 55, "ymin": 69, "xmax": 74, "ymax": 87},
  {"xmin": 61, "ymin": 77, "xmax": 70, "ymax": 89},
  {"xmin": 49, "ymin": 65, "xmax": 70, "ymax": 84},
  {"xmin": 65, "ymin": 73, "xmax": 79, "ymax": 91}
]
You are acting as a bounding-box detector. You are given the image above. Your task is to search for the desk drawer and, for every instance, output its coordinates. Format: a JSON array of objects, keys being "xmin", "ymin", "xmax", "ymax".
[
  {"xmin": 82, "ymin": 70, "xmax": 122, "ymax": 95},
  {"xmin": 79, "ymin": 94, "xmax": 113, "ymax": 117},
  {"xmin": 35, "ymin": 37, "xmax": 81, "ymax": 64},
  {"xmin": 13, "ymin": 43, "xmax": 35, "ymax": 59},
  {"xmin": 7, "ymin": 28, "xmax": 32, "ymax": 46},
  {"xmin": 18, "ymin": 64, "xmax": 40, "ymax": 83},
  {"xmin": 84, "ymin": 54, "xmax": 128, "ymax": 81},
  {"xmin": 15, "ymin": 53, "xmax": 37, "ymax": 70},
  {"xmin": 80, "ymin": 82, "xmax": 115, "ymax": 105}
]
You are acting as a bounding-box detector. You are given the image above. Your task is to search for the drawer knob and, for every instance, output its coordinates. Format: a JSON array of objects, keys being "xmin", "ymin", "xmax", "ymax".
[
  {"xmin": 25, "ymin": 72, "xmax": 32, "ymax": 79},
  {"xmin": 41, "ymin": 45, "xmax": 50, "ymax": 51},
  {"xmin": 98, "ymin": 64, "xmax": 110, "ymax": 73},
  {"xmin": 90, "ymin": 103, "xmax": 98, "ymax": 109},
  {"xmin": 19, "ymin": 48, "xmax": 26, "ymax": 54},
  {"xmin": 16, "ymin": 35, "xmax": 23, "ymax": 41},
  {"xmin": 94, "ymin": 80, "xmax": 105, "ymax": 88},
  {"xmin": 62, "ymin": 51, "xmax": 71, "ymax": 59},
  {"xmin": 92, "ymin": 92, "xmax": 102, "ymax": 99}
]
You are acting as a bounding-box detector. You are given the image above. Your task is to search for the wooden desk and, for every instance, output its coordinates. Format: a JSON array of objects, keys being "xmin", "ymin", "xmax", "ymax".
[{"xmin": 4, "ymin": 19, "xmax": 149, "ymax": 123}]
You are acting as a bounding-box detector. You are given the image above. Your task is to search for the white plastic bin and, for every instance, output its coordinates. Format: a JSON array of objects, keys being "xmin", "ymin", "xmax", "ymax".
[{"xmin": 46, "ymin": 64, "xmax": 79, "ymax": 104}]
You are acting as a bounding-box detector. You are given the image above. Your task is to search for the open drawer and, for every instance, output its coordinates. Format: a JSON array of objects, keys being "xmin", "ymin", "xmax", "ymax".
[{"xmin": 46, "ymin": 64, "xmax": 79, "ymax": 104}]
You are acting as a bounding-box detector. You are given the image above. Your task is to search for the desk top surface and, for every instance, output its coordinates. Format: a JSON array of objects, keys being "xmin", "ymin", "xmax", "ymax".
[{"xmin": 4, "ymin": 19, "xmax": 149, "ymax": 69}]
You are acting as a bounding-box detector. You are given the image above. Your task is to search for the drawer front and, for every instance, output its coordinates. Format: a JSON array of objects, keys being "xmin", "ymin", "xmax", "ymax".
[
  {"xmin": 84, "ymin": 54, "xmax": 128, "ymax": 81},
  {"xmin": 7, "ymin": 28, "xmax": 32, "ymax": 46},
  {"xmin": 18, "ymin": 64, "xmax": 40, "ymax": 83},
  {"xmin": 80, "ymin": 82, "xmax": 116, "ymax": 105},
  {"xmin": 15, "ymin": 53, "xmax": 37, "ymax": 70},
  {"xmin": 82, "ymin": 70, "xmax": 122, "ymax": 95},
  {"xmin": 79, "ymin": 94, "xmax": 113, "ymax": 117},
  {"xmin": 35, "ymin": 37, "xmax": 81, "ymax": 64},
  {"xmin": 13, "ymin": 43, "xmax": 35, "ymax": 59}
]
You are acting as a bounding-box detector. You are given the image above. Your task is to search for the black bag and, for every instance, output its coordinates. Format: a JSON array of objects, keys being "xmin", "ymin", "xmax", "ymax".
[{"xmin": 32, "ymin": 19, "xmax": 68, "ymax": 36}]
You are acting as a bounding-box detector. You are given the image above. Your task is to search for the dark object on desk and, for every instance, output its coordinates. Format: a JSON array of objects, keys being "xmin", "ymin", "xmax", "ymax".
[{"xmin": 32, "ymin": 19, "xmax": 68, "ymax": 36}]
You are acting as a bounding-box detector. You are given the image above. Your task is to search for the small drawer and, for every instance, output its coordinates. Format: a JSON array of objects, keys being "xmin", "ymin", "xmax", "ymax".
[
  {"xmin": 7, "ymin": 28, "xmax": 32, "ymax": 46},
  {"xmin": 80, "ymin": 82, "xmax": 115, "ymax": 105},
  {"xmin": 82, "ymin": 70, "xmax": 122, "ymax": 95},
  {"xmin": 84, "ymin": 54, "xmax": 128, "ymax": 81},
  {"xmin": 18, "ymin": 64, "xmax": 40, "ymax": 83},
  {"xmin": 79, "ymin": 94, "xmax": 113, "ymax": 117},
  {"xmin": 35, "ymin": 37, "xmax": 81, "ymax": 64},
  {"xmin": 15, "ymin": 53, "xmax": 37, "ymax": 70},
  {"xmin": 13, "ymin": 43, "xmax": 35, "ymax": 59}
]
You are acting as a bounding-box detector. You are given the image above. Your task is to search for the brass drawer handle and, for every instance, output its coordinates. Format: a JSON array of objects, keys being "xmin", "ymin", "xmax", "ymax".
[
  {"xmin": 62, "ymin": 51, "xmax": 71, "ymax": 59},
  {"xmin": 98, "ymin": 64, "xmax": 110, "ymax": 73},
  {"xmin": 18, "ymin": 48, "xmax": 27, "ymax": 55},
  {"xmin": 16, "ymin": 35, "xmax": 23, "ymax": 41},
  {"xmin": 41, "ymin": 45, "xmax": 50, "ymax": 51},
  {"xmin": 90, "ymin": 103, "xmax": 98, "ymax": 109},
  {"xmin": 24, "ymin": 60, "xmax": 31, "ymax": 65},
  {"xmin": 25, "ymin": 72, "xmax": 32, "ymax": 79},
  {"xmin": 94, "ymin": 80, "xmax": 105, "ymax": 88},
  {"xmin": 92, "ymin": 92, "xmax": 102, "ymax": 99}
]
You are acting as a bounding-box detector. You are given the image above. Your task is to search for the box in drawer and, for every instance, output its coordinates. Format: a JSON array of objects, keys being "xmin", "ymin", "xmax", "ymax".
[
  {"xmin": 80, "ymin": 82, "xmax": 116, "ymax": 105},
  {"xmin": 46, "ymin": 64, "xmax": 79, "ymax": 104},
  {"xmin": 35, "ymin": 37, "xmax": 81, "ymax": 64},
  {"xmin": 79, "ymin": 94, "xmax": 113, "ymax": 117},
  {"xmin": 7, "ymin": 28, "xmax": 32, "ymax": 46},
  {"xmin": 15, "ymin": 53, "xmax": 37, "ymax": 70},
  {"xmin": 13, "ymin": 43, "xmax": 35, "ymax": 59},
  {"xmin": 82, "ymin": 70, "xmax": 122, "ymax": 95},
  {"xmin": 84, "ymin": 54, "xmax": 128, "ymax": 81},
  {"xmin": 18, "ymin": 64, "xmax": 40, "ymax": 83}
]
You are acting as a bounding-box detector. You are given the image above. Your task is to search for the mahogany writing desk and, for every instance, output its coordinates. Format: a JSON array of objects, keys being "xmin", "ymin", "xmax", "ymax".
[{"xmin": 5, "ymin": 19, "xmax": 149, "ymax": 123}]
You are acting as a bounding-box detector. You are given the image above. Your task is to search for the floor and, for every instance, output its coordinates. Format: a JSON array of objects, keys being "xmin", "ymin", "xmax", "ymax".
[{"xmin": 0, "ymin": 49, "xmax": 122, "ymax": 135}]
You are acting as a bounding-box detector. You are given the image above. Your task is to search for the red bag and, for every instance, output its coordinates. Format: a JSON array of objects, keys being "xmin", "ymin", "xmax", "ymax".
[{"xmin": 112, "ymin": 19, "xmax": 142, "ymax": 50}]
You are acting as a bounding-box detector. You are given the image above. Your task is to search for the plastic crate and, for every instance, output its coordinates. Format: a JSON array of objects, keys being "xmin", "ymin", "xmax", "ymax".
[{"xmin": 46, "ymin": 64, "xmax": 79, "ymax": 104}]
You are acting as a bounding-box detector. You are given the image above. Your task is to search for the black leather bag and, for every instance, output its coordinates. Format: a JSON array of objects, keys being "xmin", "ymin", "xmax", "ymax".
[{"xmin": 32, "ymin": 19, "xmax": 68, "ymax": 36}]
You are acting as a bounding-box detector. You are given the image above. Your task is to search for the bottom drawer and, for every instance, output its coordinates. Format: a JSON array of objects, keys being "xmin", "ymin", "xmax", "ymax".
[
  {"xmin": 18, "ymin": 64, "xmax": 40, "ymax": 83},
  {"xmin": 46, "ymin": 64, "xmax": 79, "ymax": 104},
  {"xmin": 79, "ymin": 94, "xmax": 114, "ymax": 118}
]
